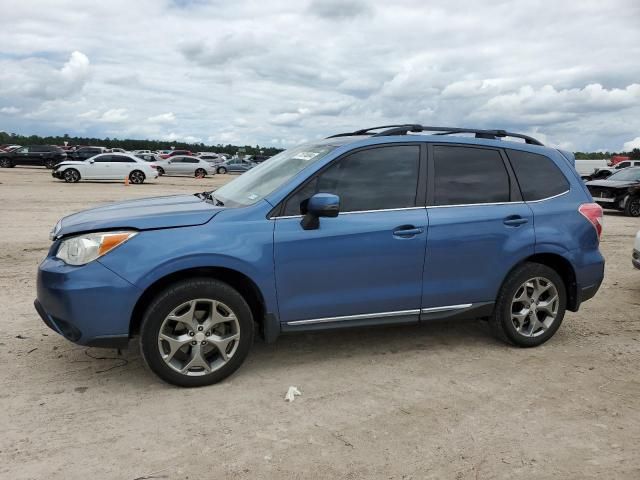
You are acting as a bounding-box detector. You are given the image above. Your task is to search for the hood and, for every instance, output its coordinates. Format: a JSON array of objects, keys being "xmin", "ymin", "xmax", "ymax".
[
  {"xmin": 53, "ymin": 194, "xmax": 222, "ymax": 238},
  {"xmin": 586, "ymin": 179, "xmax": 639, "ymax": 189},
  {"xmin": 55, "ymin": 160, "xmax": 86, "ymax": 167}
]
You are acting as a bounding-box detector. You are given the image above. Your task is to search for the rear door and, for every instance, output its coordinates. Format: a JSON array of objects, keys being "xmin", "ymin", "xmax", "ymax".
[
  {"xmin": 273, "ymin": 144, "xmax": 428, "ymax": 326},
  {"xmin": 107, "ymin": 155, "xmax": 134, "ymax": 179},
  {"xmin": 421, "ymin": 144, "xmax": 535, "ymax": 315}
]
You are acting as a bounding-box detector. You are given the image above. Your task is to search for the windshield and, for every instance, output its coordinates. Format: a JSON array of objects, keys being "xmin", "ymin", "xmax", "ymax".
[
  {"xmin": 213, "ymin": 144, "xmax": 337, "ymax": 206},
  {"xmin": 608, "ymin": 168, "xmax": 640, "ymax": 181}
]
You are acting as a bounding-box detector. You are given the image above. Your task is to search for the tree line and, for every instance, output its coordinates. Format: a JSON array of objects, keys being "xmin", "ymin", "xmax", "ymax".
[
  {"xmin": 2, "ymin": 130, "xmax": 638, "ymax": 160},
  {"xmin": 0, "ymin": 131, "xmax": 284, "ymax": 156}
]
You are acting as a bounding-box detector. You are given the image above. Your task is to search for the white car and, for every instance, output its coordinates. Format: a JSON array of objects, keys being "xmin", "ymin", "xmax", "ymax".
[
  {"xmin": 155, "ymin": 155, "xmax": 214, "ymax": 177},
  {"xmin": 52, "ymin": 153, "xmax": 159, "ymax": 184},
  {"xmin": 633, "ymin": 230, "xmax": 640, "ymax": 269}
]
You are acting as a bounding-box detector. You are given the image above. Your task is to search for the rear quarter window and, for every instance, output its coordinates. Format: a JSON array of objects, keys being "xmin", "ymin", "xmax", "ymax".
[{"xmin": 506, "ymin": 149, "xmax": 570, "ymax": 201}]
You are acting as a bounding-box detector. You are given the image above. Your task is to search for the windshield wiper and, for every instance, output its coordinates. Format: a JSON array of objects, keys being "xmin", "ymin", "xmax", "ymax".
[{"xmin": 196, "ymin": 191, "xmax": 224, "ymax": 206}]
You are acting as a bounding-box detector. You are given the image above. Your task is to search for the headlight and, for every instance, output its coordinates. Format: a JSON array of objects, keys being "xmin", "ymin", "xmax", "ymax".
[{"xmin": 56, "ymin": 231, "xmax": 137, "ymax": 266}]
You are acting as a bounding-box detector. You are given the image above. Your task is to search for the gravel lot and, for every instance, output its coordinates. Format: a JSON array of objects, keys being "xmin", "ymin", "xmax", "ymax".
[{"xmin": 1, "ymin": 166, "xmax": 639, "ymax": 479}]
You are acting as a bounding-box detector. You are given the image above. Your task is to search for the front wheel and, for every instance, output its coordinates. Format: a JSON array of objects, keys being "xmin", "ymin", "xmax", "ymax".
[
  {"xmin": 157, "ymin": 167, "xmax": 165, "ymax": 175},
  {"xmin": 217, "ymin": 166, "xmax": 227, "ymax": 174},
  {"xmin": 195, "ymin": 168, "xmax": 206, "ymax": 178},
  {"xmin": 44, "ymin": 159, "xmax": 56, "ymax": 169},
  {"xmin": 490, "ymin": 262, "xmax": 566, "ymax": 347},
  {"xmin": 0, "ymin": 158, "xmax": 12, "ymax": 168},
  {"xmin": 63, "ymin": 169, "xmax": 81, "ymax": 183},
  {"xmin": 139, "ymin": 278, "xmax": 254, "ymax": 387},
  {"xmin": 624, "ymin": 196, "xmax": 640, "ymax": 217},
  {"xmin": 129, "ymin": 170, "xmax": 145, "ymax": 184}
]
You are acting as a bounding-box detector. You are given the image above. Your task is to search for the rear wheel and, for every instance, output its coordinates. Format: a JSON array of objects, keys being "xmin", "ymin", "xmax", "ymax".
[
  {"xmin": 490, "ymin": 262, "xmax": 566, "ymax": 347},
  {"xmin": 129, "ymin": 170, "xmax": 145, "ymax": 184},
  {"xmin": 63, "ymin": 169, "xmax": 81, "ymax": 183},
  {"xmin": 0, "ymin": 158, "xmax": 12, "ymax": 168},
  {"xmin": 624, "ymin": 196, "xmax": 640, "ymax": 217},
  {"xmin": 157, "ymin": 167, "xmax": 165, "ymax": 175},
  {"xmin": 139, "ymin": 278, "xmax": 254, "ymax": 387},
  {"xmin": 44, "ymin": 159, "xmax": 56, "ymax": 169},
  {"xmin": 195, "ymin": 168, "xmax": 206, "ymax": 178},
  {"xmin": 217, "ymin": 166, "xmax": 227, "ymax": 174}
]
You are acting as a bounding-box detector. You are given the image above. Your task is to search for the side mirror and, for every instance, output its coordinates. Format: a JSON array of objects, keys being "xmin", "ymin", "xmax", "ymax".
[
  {"xmin": 89, "ymin": 159, "xmax": 94, "ymax": 164},
  {"xmin": 300, "ymin": 193, "xmax": 340, "ymax": 230}
]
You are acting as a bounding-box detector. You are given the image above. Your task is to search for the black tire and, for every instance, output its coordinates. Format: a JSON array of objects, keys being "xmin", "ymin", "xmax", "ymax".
[
  {"xmin": 63, "ymin": 168, "xmax": 81, "ymax": 183},
  {"xmin": 0, "ymin": 158, "xmax": 12, "ymax": 168},
  {"xmin": 44, "ymin": 159, "xmax": 56, "ymax": 169},
  {"xmin": 624, "ymin": 196, "xmax": 640, "ymax": 217},
  {"xmin": 139, "ymin": 278, "xmax": 254, "ymax": 387},
  {"xmin": 195, "ymin": 168, "xmax": 206, "ymax": 178},
  {"xmin": 490, "ymin": 262, "xmax": 566, "ymax": 347},
  {"xmin": 217, "ymin": 166, "xmax": 227, "ymax": 174},
  {"xmin": 157, "ymin": 167, "xmax": 165, "ymax": 175},
  {"xmin": 129, "ymin": 170, "xmax": 145, "ymax": 184}
]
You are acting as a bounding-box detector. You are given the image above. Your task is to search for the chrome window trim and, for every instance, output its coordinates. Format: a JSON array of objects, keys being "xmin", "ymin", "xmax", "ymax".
[
  {"xmin": 271, "ymin": 206, "xmax": 426, "ymax": 220},
  {"xmin": 426, "ymin": 190, "xmax": 570, "ymax": 209},
  {"xmin": 286, "ymin": 309, "xmax": 420, "ymax": 326},
  {"xmin": 525, "ymin": 189, "xmax": 570, "ymax": 203}
]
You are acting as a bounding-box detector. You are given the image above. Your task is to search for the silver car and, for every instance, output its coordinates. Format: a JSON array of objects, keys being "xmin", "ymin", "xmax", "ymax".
[{"xmin": 155, "ymin": 156, "xmax": 214, "ymax": 177}]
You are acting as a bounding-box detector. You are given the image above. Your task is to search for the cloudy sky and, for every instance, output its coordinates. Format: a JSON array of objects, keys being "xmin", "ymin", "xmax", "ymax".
[{"xmin": 0, "ymin": 0, "xmax": 639, "ymax": 151}]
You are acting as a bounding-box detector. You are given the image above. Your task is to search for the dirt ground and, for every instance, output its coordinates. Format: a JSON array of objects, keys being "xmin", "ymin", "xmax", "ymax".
[{"xmin": 0, "ymin": 166, "xmax": 639, "ymax": 480}]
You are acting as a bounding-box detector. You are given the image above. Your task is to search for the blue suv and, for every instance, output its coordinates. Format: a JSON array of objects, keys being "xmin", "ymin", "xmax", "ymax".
[{"xmin": 35, "ymin": 125, "xmax": 605, "ymax": 387}]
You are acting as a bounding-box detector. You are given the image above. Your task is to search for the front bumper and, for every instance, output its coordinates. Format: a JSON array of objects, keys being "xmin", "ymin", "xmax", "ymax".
[
  {"xmin": 35, "ymin": 256, "xmax": 141, "ymax": 348},
  {"xmin": 52, "ymin": 170, "xmax": 63, "ymax": 179},
  {"xmin": 633, "ymin": 249, "xmax": 640, "ymax": 270}
]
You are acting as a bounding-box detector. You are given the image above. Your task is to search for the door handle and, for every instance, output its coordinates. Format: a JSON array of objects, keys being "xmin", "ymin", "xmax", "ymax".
[
  {"xmin": 503, "ymin": 215, "xmax": 528, "ymax": 226},
  {"xmin": 393, "ymin": 225, "xmax": 424, "ymax": 237}
]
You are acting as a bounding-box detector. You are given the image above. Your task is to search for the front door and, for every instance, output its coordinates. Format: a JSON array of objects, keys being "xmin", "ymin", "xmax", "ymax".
[
  {"xmin": 273, "ymin": 144, "xmax": 428, "ymax": 326},
  {"xmin": 421, "ymin": 145, "xmax": 535, "ymax": 313}
]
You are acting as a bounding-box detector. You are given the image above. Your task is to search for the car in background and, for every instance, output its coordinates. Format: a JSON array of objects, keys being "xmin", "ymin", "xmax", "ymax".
[
  {"xmin": 159, "ymin": 150, "xmax": 193, "ymax": 159},
  {"xmin": 0, "ymin": 145, "xmax": 67, "ymax": 169},
  {"xmin": 133, "ymin": 150, "xmax": 152, "ymax": 155},
  {"xmin": 245, "ymin": 154, "xmax": 271, "ymax": 163},
  {"xmin": 69, "ymin": 146, "xmax": 108, "ymax": 161},
  {"xmin": 52, "ymin": 153, "xmax": 158, "ymax": 184},
  {"xmin": 582, "ymin": 161, "xmax": 640, "ymax": 181},
  {"xmin": 198, "ymin": 154, "xmax": 225, "ymax": 165},
  {"xmin": 586, "ymin": 167, "xmax": 640, "ymax": 216},
  {"xmin": 135, "ymin": 153, "xmax": 163, "ymax": 163},
  {"xmin": 633, "ymin": 230, "xmax": 640, "ymax": 269},
  {"xmin": 215, "ymin": 157, "xmax": 255, "ymax": 174},
  {"xmin": 107, "ymin": 148, "xmax": 127, "ymax": 154},
  {"xmin": 155, "ymin": 156, "xmax": 214, "ymax": 177},
  {"xmin": 0, "ymin": 144, "xmax": 21, "ymax": 152}
]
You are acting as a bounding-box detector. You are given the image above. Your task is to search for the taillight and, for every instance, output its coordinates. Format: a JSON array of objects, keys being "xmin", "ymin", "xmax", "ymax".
[
  {"xmin": 579, "ymin": 203, "xmax": 603, "ymax": 240},
  {"xmin": 150, "ymin": 164, "xmax": 157, "ymax": 169}
]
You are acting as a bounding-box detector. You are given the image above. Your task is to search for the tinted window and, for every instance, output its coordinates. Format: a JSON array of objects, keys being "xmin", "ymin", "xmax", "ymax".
[
  {"xmin": 183, "ymin": 158, "xmax": 199, "ymax": 164},
  {"xmin": 93, "ymin": 155, "xmax": 112, "ymax": 163},
  {"xmin": 111, "ymin": 155, "xmax": 135, "ymax": 163},
  {"xmin": 433, "ymin": 146, "xmax": 510, "ymax": 206},
  {"xmin": 507, "ymin": 149, "xmax": 569, "ymax": 201},
  {"xmin": 617, "ymin": 162, "xmax": 630, "ymax": 168},
  {"xmin": 283, "ymin": 145, "xmax": 419, "ymax": 215}
]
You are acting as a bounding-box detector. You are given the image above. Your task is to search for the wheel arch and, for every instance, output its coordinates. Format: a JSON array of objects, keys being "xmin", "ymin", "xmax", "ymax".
[
  {"xmin": 129, "ymin": 266, "xmax": 270, "ymax": 339},
  {"xmin": 502, "ymin": 252, "xmax": 578, "ymax": 311}
]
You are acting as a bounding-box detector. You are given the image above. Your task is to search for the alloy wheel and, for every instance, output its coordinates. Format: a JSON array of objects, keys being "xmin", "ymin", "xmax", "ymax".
[
  {"xmin": 130, "ymin": 171, "xmax": 145, "ymax": 184},
  {"xmin": 64, "ymin": 169, "xmax": 79, "ymax": 183},
  {"xmin": 628, "ymin": 198, "xmax": 640, "ymax": 217},
  {"xmin": 510, "ymin": 277, "xmax": 559, "ymax": 337},
  {"xmin": 0, "ymin": 159, "xmax": 10, "ymax": 168},
  {"xmin": 157, "ymin": 299, "xmax": 240, "ymax": 376}
]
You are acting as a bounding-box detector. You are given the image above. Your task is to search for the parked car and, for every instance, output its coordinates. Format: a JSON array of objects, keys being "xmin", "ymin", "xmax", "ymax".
[
  {"xmin": 155, "ymin": 156, "xmax": 214, "ymax": 177},
  {"xmin": 0, "ymin": 145, "xmax": 67, "ymax": 169},
  {"xmin": 133, "ymin": 150, "xmax": 152, "ymax": 155},
  {"xmin": 107, "ymin": 148, "xmax": 127, "ymax": 154},
  {"xmin": 35, "ymin": 125, "xmax": 605, "ymax": 386},
  {"xmin": 52, "ymin": 153, "xmax": 158, "ymax": 184},
  {"xmin": 0, "ymin": 144, "xmax": 21, "ymax": 152},
  {"xmin": 135, "ymin": 153, "xmax": 163, "ymax": 163},
  {"xmin": 633, "ymin": 230, "xmax": 640, "ymax": 270},
  {"xmin": 585, "ymin": 167, "xmax": 640, "ymax": 216},
  {"xmin": 68, "ymin": 146, "xmax": 108, "ymax": 161},
  {"xmin": 159, "ymin": 150, "xmax": 193, "ymax": 159},
  {"xmin": 245, "ymin": 154, "xmax": 271, "ymax": 163},
  {"xmin": 216, "ymin": 158, "xmax": 255, "ymax": 174}
]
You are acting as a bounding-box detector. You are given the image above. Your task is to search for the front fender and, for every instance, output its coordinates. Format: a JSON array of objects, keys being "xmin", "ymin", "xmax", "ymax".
[{"xmin": 97, "ymin": 220, "xmax": 278, "ymax": 314}]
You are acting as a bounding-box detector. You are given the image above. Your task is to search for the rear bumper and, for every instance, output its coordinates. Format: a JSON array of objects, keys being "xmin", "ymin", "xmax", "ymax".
[{"xmin": 35, "ymin": 257, "xmax": 141, "ymax": 348}]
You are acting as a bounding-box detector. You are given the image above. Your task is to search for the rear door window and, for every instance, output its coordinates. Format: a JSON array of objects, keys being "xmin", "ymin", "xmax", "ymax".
[
  {"xmin": 432, "ymin": 146, "xmax": 510, "ymax": 206},
  {"xmin": 506, "ymin": 149, "xmax": 569, "ymax": 201}
]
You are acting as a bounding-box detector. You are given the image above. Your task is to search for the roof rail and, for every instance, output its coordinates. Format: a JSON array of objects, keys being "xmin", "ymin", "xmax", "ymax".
[{"xmin": 327, "ymin": 125, "xmax": 544, "ymax": 145}]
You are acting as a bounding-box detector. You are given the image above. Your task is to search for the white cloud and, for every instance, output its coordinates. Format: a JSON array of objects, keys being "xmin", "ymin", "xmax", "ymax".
[
  {"xmin": 0, "ymin": 0, "xmax": 638, "ymax": 151},
  {"xmin": 623, "ymin": 137, "xmax": 640, "ymax": 151},
  {"xmin": 0, "ymin": 106, "xmax": 21, "ymax": 115},
  {"xmin": 147, "ymin": 112, "xmax": 176, "ymax": 123}
]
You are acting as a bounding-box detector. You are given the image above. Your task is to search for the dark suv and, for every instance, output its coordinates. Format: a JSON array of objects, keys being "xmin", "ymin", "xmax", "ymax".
[
  {"xmin": 68, "ymin": 146, "xmax": 107, "ymax": 161},
  {"xmin": 0, "ymin": 145, "xmax": 67, "ymax": 169}
]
